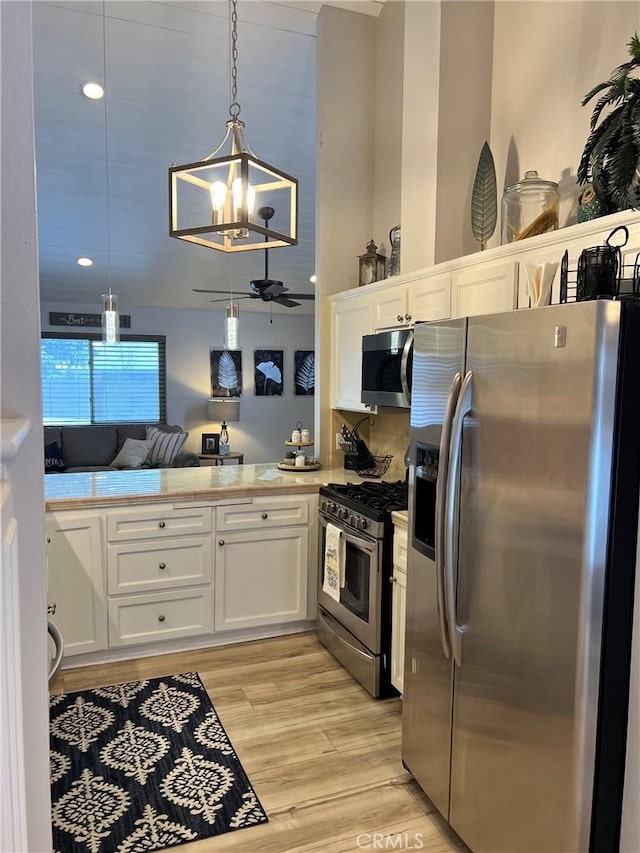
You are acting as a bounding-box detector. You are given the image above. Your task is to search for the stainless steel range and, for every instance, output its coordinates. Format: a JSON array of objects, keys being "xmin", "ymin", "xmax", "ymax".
[{"xmin": 317, "ymin": 480, "xmax": 408, "ymax": 697}]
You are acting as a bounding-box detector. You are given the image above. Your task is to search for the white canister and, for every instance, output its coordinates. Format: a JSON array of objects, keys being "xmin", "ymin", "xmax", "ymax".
[
  {"xmin": 295, "ymin": 452, "xmax": 306, "ymax": 468},
  {"xmin": 291, "ymin": 429, "xmax": 301, "ymax": 444},
  {"xmin": 301, "ymin": 428, "xmax": 310, "ymax": 444}
]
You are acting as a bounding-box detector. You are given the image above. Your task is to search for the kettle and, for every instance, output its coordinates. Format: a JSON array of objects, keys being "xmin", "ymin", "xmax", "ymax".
[{"xmin": 388, "ymin": 226, "xmax": 401, "ymax": 277}]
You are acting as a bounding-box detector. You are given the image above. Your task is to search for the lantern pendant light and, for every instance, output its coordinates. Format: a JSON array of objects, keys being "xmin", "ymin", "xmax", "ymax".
[{"xmin": 169, "ymin": 0, "xmax": 298, "ymax": 253}]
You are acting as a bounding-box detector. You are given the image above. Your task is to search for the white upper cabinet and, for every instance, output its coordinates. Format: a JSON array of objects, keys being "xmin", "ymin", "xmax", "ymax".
[
  {"xmin": 330, "ymin": 292, "xmax": 373, "ymax": 412},
  {"xmin": 373, "ymin": 273, "xmax": 452, "ymax": 330},
  {"xmin": 451, "ymin": 260, "xmax": 518, "ymax": 318}
]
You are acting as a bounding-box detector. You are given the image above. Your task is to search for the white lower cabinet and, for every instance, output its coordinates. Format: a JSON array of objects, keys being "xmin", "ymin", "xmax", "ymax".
[
  {"xmin": 214, "ymin": 497, "xmax": 310, "ymax": 631},
  {"xmin": 391, "ymin": 518, "xmax": 408, "ymax": 694},
  {"xmin": 108, "ymin": 587, "xmax": 214, "ymax": 647},
  {"xmin": 46, "ymin": 514, "xmax": 107, "ymax": 656},
  {"xmin": 105, "ymin": 504, "xmax": 214, "ymax": 648}
]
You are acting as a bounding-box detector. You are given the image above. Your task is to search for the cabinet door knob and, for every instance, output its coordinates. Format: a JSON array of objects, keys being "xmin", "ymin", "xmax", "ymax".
[
  {"xmin": 389, "ymin": 576, "xmax": 397, "ymax": 584},
  {"xmin": 47, "ymin": 603, "xmax": 57, "ymax": 615},
  {"xmin": 158, "ymin": 521, "xmax": 166, "ymax": 529},
  {"xmin": 261, "ymin": 512, "xmax": 268, "ymax": 520},
  {"xmin": 397, "ymin": 314, "xmax": 403, "ymax": 322},
  {"xmin": 158, "ymin": 614, "xmax": 165, "ymax": 622},
  {"xmin": 218, "ymin": 539, "xmax": 225, "ymax": 546},
  {"xmin": 158, "ymin": 562, "xmax": 166, "ymax": 570},
  {"xmin": 405, "ymin": 314, "xmax": 412, "ymax": 321},
  {"xmin": 46, "ymin": 536, "xmax": 51, "ymax": 544}
]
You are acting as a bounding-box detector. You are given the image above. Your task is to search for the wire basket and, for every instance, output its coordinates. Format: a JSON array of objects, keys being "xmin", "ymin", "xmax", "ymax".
[{"xmin": 357, "ymin": 455, "xmax": 393, "ymax": 479}]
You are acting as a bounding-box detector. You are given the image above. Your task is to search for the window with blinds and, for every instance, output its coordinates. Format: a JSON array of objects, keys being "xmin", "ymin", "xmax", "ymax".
[{"xmin": 41, "ymin": 333, "xmax": 167, "ymax": 425}]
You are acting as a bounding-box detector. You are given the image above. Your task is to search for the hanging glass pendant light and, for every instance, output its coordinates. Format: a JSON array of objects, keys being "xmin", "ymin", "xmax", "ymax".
[
  {"xmin": 169, "ymin": 0, "xmax": 298, "ymax": 253},
  {"xmin": 101, "ymin": 289, "xmax": 119, "ymax": 343},
  {"xmin": 225, "ymin": 301, "xmax": 239, "ymax": 349}
]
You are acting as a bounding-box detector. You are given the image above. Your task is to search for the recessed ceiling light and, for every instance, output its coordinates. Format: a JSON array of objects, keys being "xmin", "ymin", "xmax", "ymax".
[
  {"xmin": 81, "ymin": 81, "xmax": 104, "ymax": 100},
  {"xmin": 309, "ymin": 274, "xmax": 317, "ymax": 284},
  {"xmin": 76, "ymin": 257, "xmax": 94, "ymax": 267}
]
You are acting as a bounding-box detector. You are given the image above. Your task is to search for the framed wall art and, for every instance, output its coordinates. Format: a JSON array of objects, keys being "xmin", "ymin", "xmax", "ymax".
[
  {"xmin": 294, "ymin": 350, "xmax": 315, "ymax": 396},
  {"xmin": 254, "ymin": 349, "xmax": 283, "ymax": 396},
  {"xmin": 210, "ymin": 348, "xmax": 242, "ymax": 397}
]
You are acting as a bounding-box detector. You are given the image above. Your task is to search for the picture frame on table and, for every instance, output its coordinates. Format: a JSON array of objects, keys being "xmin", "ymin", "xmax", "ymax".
[{"xmin": 201, "ymin": 433, "xmax": 220, "ymax": 455}]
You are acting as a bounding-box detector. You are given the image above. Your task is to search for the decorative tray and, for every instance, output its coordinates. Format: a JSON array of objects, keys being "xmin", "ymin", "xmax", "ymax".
[
  {"xmin": 284, "ymin": 440, "xmax": 315, "ymax": 447},
  {"xmin": 277, "ymin": 461, "xmax": 321, "ymax": 472}
]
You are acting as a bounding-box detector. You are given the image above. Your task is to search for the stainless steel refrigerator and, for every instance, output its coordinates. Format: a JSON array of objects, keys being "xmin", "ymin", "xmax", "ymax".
[{"xmin": 403, "ymin": 300, "xmax": 640, "ymax": 853}]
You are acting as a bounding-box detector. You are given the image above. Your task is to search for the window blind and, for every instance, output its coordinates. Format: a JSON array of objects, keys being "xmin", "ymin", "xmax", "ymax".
[{"xmin": 42, "ymin": 333, "xmax": 166, "ymax": 425}]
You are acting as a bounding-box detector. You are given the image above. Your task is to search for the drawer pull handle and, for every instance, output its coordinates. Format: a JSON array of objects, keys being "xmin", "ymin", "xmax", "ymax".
[
  {"xmin": 261, "ymin": 513, "xmax": 268, "ymax": 520},
  {"xmin": 158, "ymin": 521, "xmax": 166, "ymax": 529},
  {"xmin": 159, "ymin": 562, "xmax": 166, "ymax": 570},
  {"xmin": 218, "ymin": 539, "xmax": 225, "ymax": 546},
  {"xmin": 158, "ymin": 614, "xmax": 166, "ymax": 623}
]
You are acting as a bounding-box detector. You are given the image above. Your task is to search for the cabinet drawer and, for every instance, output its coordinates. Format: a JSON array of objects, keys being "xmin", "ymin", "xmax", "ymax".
[
  {"xmin": 108, "ymin": 588, "xmax": 213, "ymax": 647},
  {"xmin": 393, "ymin": 526, "xmax": 408, "ymax": 573},
  {"xmin": 107, "ymin": 536, "xmax": 212, "ymax": 595},
  {"xmin": 216, "ymin": 496, "xmax": 308, "ymax": 531},
  {"xmin": 107, "ymin": 506, "xmax": 211, "ymax": 541}
]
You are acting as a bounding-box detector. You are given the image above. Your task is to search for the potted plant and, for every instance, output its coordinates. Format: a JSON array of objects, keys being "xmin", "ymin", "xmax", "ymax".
[{"xmin": 577, "ymin": 33, "xmax": 640, "ymax": 214}]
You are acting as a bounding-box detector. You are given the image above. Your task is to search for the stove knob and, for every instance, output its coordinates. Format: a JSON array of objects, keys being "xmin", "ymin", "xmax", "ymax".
[
  {"xmin": 338, "ymin": 508, "xmax": 348, "ymax": 520},
  {"xmin": 328, "ymin": 502, "xmax": 337, "ymax": 513},
  {"xmin": 349, "ymin": 514, "xmax": 356, "ymax": 526},
  {"xmin": 357, "ymin": 517, "xmax": 367, "ymax": 531}
]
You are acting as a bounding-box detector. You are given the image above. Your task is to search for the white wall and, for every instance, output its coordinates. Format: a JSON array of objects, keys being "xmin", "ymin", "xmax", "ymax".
[
  {"xmin": 1, "ymin": 2, "xmax": 53, "ymax": 849},
  {"xmin": 489, "ymin": 1, "xmax": 640, "ymax": 244},
  {"xmin": 41, "ymin": 303, "xmax": 315, "ymax": 464}
]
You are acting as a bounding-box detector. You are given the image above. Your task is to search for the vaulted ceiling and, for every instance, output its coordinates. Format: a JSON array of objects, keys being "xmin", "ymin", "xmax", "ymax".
[{"xmin": 32, "ymin": 1, "xmax": 342, "ymax": 316}]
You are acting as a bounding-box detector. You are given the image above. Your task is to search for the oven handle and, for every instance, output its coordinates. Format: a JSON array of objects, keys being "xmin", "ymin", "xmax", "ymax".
[
  {"xmin": 401, "ymin": 330, "xmax": 414, "ymax": 404},
  {"xmin": 47, "ymin": 618, "xmax": 64, "ymax": 682},
  {"xmin": 317, "ymin": 609, "xmax": 374, "ymax": 661},
  {"xmin": 319, "ymin": 516, "xmax": 378, "ymax": 557},
  {"xmin": 434, "ymin": 371, "xmax": 461, "ymax": 660},
  {"xmin": 444, "ymin": 370, "xmax": 472, "ymax": 668}
]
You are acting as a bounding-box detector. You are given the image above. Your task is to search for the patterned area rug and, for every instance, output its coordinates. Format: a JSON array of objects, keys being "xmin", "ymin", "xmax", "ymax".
[{"xmin": 49, "ymin": 672, "xmax": 267, "ymax": 852}]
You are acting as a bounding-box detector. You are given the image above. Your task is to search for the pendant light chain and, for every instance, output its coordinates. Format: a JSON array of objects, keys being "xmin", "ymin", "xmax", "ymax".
[
  {"xmin": 102, "ymin": 0, "xmax": 112, "ymax": 295},
  {"xmin": 228, "ymin": 0, "xmax": 241, "ymax": 120}
]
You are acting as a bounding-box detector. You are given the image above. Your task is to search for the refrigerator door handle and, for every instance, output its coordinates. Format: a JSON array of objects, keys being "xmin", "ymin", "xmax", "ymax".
[
  {"xmin": 434, "ymin": 371, "xmax": 462, "ymax": 659},
  {"xmin": 444, "ymin": 369, "xmax": 473, "ymax": 668},
  {"xmin": 400, "ymin": 329, "xmax": 414, "ymax": 404}
]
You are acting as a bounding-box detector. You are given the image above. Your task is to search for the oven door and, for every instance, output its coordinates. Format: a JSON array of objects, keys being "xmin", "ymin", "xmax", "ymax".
[{"xmin": 317, "ymin": 512, "xmax": 382, "ymax": 653}]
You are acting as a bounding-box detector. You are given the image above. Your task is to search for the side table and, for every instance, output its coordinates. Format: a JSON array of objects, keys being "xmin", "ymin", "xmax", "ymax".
[{"xmin": 198, "ymin": 452, "xmax": 244, "ymax": 466}]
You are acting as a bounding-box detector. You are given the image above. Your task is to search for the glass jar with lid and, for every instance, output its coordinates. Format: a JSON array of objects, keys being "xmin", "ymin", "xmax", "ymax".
[{"xmin": 501, "ymin": 170, "xmax": 560, "ymax": 244}]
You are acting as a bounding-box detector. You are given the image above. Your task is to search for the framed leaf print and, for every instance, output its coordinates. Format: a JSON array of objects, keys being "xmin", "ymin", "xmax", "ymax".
[
  {"xmin": 254, "ymin": 349, "xmax": 283, "ymax": 396},
  {"xmin": 210, "ymin": 349, "xmax": 242, "ymax": 397},
  {"xmin": 294, "ymin": 350, "xmax": 315, "ymax": 395}
]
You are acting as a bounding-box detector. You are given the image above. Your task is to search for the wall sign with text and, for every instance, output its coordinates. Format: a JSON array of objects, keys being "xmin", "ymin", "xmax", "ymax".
[{"xmin": 49, "ymin": 312, "xmax": 131, "ymax": 328}]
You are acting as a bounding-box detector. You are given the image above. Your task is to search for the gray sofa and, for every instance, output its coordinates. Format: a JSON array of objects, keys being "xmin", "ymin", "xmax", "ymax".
[{"xmin": 44, "ymin": 423, "xmax": 199, "ymax": 473}]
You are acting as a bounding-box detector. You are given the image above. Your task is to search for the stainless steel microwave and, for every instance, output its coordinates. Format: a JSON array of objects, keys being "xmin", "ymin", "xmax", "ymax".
[{"xmin": 361, "ymin": 328, "xmax": 413, "ymax": 408}]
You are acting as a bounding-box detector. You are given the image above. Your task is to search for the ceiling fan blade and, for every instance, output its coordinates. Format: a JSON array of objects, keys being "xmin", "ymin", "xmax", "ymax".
[
  {"xmin": 192, "ymin": 288, "xmax": 238, "ymax": 295},
  {"xmin": 283, "ymin": 292, "xmax": 315, "ymax": 300},
  {"xmin": 207, "ymin": 295, "xmax": 253, "ymax": 303},
  {"xmin": 274, "ymin": 296, "xmax": 301, "ymax": 308}
]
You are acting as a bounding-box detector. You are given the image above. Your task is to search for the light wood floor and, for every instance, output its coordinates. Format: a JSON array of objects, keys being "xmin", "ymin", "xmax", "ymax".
[{"xmin": 51, "ymin": 632, "xmax": 466, "ymax": 853}]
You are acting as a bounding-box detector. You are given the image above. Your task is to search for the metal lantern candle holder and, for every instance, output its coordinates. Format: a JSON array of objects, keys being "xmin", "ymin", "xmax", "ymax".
[{"xmin": 358, "ymin": 240, "xmax": 387, "ymax": 287}]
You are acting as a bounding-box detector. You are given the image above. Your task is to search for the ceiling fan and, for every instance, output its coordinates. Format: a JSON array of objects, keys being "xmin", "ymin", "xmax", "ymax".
[{"xmin": 193, "ymin": 206, "xmax": 315, "ymax": 308}]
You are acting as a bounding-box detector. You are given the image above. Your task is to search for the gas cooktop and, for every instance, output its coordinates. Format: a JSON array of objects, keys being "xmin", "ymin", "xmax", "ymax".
[{"xmin": 320, "ymin": 480, "xmax": 408, "ymax": 519}]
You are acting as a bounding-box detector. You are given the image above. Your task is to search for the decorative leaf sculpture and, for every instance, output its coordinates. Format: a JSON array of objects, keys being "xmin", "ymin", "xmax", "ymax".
[
  {"xmin": 296, "ymin": 353, "xmax": 315, "ymax": 394},
  {"xmin": 471, "ymin": 141, "xmax": 497, "ymax": 250},
  {"xmin": 218, "ymin": 350, "xmax": 239, "ymax": 391}
]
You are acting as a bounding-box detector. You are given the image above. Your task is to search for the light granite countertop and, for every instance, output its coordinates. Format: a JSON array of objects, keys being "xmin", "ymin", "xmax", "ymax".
[
  {"xmin": 45, "ymin": 464, "xmax": 367, "ymax": 510},
  {"xmin": 391, "ymin": 509, "xmax": 408, "ymax": 528}
]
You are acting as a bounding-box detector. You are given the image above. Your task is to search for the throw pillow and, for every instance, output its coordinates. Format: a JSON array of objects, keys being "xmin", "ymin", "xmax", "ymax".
[
  {"xmin": 111, "ymin": 438, "xmax": 152, "ymax": 469},
  {"xmin": 145, "ymin": 426, "xmax": 188, "ymax": 466},
  {"xmin": 45, "ymin": 442, "xmax": 66, "ymax": 473}
]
